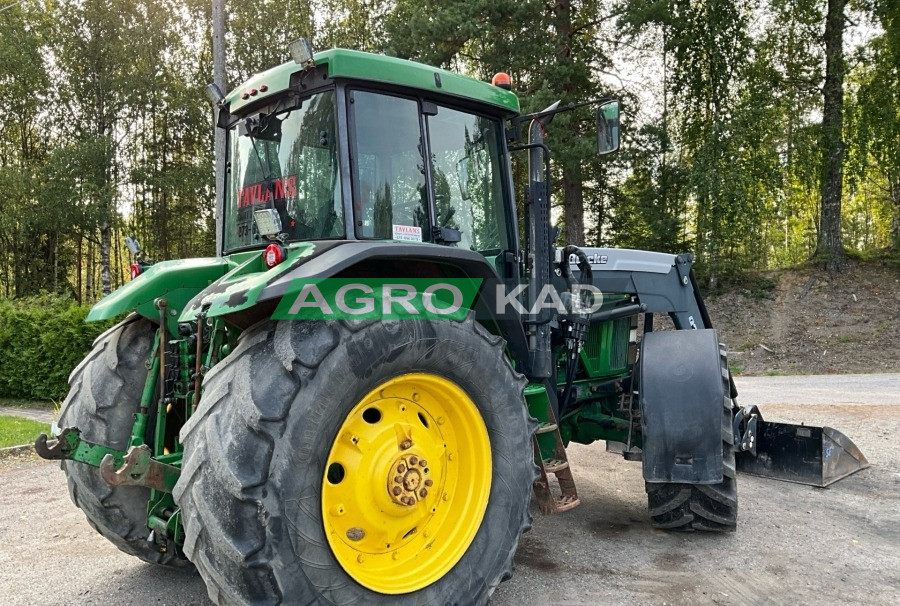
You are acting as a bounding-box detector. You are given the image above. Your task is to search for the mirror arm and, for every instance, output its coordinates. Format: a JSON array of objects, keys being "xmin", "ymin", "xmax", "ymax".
[{"xmin": 510, "ymin": 97, "xmax": 618, "ymax": 135}]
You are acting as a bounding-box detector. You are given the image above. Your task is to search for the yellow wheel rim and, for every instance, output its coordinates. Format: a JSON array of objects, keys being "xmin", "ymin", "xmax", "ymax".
[{"xmin": 321, "ymin": 372, "xmax": 492, "ymax": 594}]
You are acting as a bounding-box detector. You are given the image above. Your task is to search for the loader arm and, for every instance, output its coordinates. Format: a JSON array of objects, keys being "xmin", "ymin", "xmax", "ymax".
[{"xmin": 563, "ymin": 247, "xmax": 868, "ymax": 487}]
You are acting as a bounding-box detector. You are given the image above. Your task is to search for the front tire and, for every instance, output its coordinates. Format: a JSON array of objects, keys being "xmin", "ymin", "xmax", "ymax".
[
  {"xmin": 175, "ymin": 317, "xmax": 535, "ymax": 605},
  {"xmin": 645, "ymin": 345, "xmax": 738, "ymax": 531}
]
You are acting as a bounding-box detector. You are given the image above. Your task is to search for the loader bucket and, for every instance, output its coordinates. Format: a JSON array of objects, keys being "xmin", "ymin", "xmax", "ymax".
[{"xmin": 736, "ymin": 420, "xmax": 869, "ymax": 487}]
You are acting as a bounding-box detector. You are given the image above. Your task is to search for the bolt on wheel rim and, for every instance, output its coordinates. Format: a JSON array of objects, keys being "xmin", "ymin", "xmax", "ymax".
[{"xmin": 321, "ymin": 373, "xmax": 492, "ymax": 594}]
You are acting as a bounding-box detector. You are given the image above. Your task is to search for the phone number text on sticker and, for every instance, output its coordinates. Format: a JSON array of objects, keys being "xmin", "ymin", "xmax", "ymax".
[{"xmin": 392, "ymin": 225, "xmax": 422, "ymax": 242}]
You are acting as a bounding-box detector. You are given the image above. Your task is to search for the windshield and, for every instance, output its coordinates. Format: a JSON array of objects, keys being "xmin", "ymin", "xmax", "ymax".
[{"xmin": 224, "ymin": 90, "xmax": 342, "ymax": 250}]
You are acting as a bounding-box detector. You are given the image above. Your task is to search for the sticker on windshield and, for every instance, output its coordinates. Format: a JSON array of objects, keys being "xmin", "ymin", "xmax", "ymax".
[
  {"xmin": 238, "ymin": 176, "xmax": 298, "ymax": 208},
  {"xmin": 392, "ymin": 225, "xmax": 422, "ymax": 242}
]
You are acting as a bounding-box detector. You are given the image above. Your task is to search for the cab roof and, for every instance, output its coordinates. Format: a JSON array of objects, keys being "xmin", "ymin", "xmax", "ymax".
[{"xmin": 226, "ymin": 48, "xmax": 520, "ymax": 115}]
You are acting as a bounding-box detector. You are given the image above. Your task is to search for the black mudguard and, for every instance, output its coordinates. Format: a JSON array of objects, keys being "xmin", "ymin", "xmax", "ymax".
[{"xmin": 639, "ymin": 329, "xmax": 724, "ymax": 484}]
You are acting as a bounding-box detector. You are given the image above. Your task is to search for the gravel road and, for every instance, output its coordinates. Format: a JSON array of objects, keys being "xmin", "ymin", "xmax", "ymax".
[{"xmin": 1, "ymin": 374, "xmax": 897, "ymax": 606}]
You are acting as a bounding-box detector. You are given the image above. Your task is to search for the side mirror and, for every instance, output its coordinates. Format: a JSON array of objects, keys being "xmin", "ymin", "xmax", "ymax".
[{"xmin": 596, "ymin": 100, "xmax": 620, "ymax": 155}]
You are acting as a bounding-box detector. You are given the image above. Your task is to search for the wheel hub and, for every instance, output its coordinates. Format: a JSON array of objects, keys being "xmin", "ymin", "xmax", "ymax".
[{"xmin": 388, "ymin": 454, "xmax": 433, "ymax": 506}]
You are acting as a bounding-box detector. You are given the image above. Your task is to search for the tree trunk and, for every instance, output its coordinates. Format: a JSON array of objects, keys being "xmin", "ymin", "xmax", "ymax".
[
  {"xmin": 553, "ymin": 0, "xmax": 586, "ymax": 247},
  {"xmin": 51, "ymin": 231, "xmax": 58, "ymax": 293},
  {"xmin": 562, "ymin": 165, "xmax": 585, "ymax": 246},
  {"xmin": 76, "ymin": 235, "xmax": 83, "ymax": 305},
  {"xmin": 85, "ymin": 238, "xmax": 94, "ymax": 302},
  {"xmin": 817, "ymin": 0, "xmax": 848, "ymax": 273},
  {"xmin": 100, "ymin": 219, "xmax": 111, "ymax": 296},
  {"xmin": 891, "ymin": 178, "xmax": 900, "ymax": 252}
]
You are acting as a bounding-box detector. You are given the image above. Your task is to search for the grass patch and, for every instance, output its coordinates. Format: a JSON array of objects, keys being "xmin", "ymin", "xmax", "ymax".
[
  {"xmin": 729, "ymin": 363, "xmax": 744, "ymax": 375},
  {"xmin": 0, "ymin": 415, "xmax": 49, "ymax": 448}
]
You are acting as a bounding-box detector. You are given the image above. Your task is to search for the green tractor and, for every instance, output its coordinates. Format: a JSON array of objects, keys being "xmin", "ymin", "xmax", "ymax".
[{"xmin": 36, "ymin": 42, "xmax": 868, "ymax": 605}]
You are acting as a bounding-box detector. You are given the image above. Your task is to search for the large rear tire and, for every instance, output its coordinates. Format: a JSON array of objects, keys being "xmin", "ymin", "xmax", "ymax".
[
  {"xmin": 175, "ymin": 317, "xmax": 536, "ymax": 605},
  {"xmin": 645, "ymin": 344, "xmax": 737, "ymax": 531},
  {"xmin": 58, "ymin": 315, "xmax": 185, "ymax": 565}
]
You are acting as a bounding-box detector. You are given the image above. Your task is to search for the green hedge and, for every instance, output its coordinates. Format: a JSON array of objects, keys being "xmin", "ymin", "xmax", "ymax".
[{"xmin": 0, "ymin": 296, "xmax": 114, "ymax": 402}]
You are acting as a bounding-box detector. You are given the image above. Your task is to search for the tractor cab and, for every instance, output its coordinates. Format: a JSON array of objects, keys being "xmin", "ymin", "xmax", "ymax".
[{"xmin": 219, "ymin": 48, "xmax": 519, "ymax": 258}]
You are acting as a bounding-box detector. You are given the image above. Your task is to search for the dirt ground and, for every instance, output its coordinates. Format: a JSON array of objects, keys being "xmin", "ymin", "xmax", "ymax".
[
  {"xmin": 703, "ymin": 259, "xmax": 900, "ymax": 376},
  {"xmin": 0, "ymin": 374, "xmax": 897, "ymax": 606}
]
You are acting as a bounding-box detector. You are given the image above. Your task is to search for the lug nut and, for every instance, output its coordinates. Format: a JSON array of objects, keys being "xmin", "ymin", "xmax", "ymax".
[
  {"xmin": 346, "ymin": 527, "xmax": 365, "ymax": 541},
  {"xmin": 394, "ymin": 475, "xmax": 403, "ymax": 484},
  {"xmin": 398, "ymin": 464, "xmax": 406, "ymax": 473},
  {"xmin": 419, "ymin": 459, "xmax": 427, "ymax": 467},
  {"xmin": 425, "ymin": 479, "xmax": 433, "ymax": 487},
  {"xmin": 392, "ymin": 486, "xmax": 402, "ymax": 496},
  {"xmin": 400, "ymin": 440, "xmax": 413, "ymax": 450},
  {"xmin": 419, "ymin": 489, "xmax": 428, "ymax": 498},
  {"xmin": 409, "ymin": 456, "xmax": 418, "ymax": 465}
]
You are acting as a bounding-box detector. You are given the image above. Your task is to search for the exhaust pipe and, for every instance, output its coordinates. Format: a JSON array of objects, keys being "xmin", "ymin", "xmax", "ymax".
[{"xmin": 734, "ymin": 407, "xmax": 869, "ymax": 487}]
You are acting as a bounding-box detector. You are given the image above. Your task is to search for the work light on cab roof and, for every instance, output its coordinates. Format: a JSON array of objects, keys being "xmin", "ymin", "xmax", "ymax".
[{"xmin": 289, "ymin": 37, "xmax": 315, "ymax": 68}]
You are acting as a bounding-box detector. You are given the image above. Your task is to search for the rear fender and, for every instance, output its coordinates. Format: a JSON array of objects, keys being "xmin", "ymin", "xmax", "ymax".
[{"xmin": 639, "ymin": 329, "xmax": 725, "ymax": 484}]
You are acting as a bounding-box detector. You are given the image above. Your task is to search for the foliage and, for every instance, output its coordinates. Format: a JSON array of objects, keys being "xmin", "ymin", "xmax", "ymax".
[
  {"xmin": 0, "ymin": 296, "xmax": 113, "ymax": 401},
  {"xmin": 0, "ymin": 415, "xmax": 49, "ymax": 448},
  {"xmin": 0, "ymin": 0, "xmax": 896, "ymax": 302}
]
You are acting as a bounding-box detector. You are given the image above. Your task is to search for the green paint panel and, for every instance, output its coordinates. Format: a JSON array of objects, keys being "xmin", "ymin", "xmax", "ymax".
[
  {"xmin": 179, "ymin": 242, "xmax": 318, "ymax": 323},
  {"xmin": 87, "ymin": 258, "xmax": 230, "ymax": 324},
  {"xmin": 227, "ymin": 49, "xmax": 520, "ymax": 114}
]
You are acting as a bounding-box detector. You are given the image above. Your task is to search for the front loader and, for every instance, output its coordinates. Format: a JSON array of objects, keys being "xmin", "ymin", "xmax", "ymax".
[{"xmin": 36, "ymin": 42, "xmax": 867, "ymax": 605}]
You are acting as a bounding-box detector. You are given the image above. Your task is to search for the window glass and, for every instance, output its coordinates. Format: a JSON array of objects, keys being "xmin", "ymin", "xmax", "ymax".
[
  {"xmin": 427, "ymin": 107, "xmax": 506, "ymax": 253},
  {"xmin": 351, "ymin": 91, "xmax": 429, "ymax": 241},
  {"xmin": 224, "ymin": 90, "xmax": 341, "ymax": 250}
]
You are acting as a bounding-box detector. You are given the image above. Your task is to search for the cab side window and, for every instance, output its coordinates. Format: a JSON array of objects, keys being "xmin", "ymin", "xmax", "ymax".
[{"xmin": 351, "ymin": 91, "xmax": 429, "ymax": 241}]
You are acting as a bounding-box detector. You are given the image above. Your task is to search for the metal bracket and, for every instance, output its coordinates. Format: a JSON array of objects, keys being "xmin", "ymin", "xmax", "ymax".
[
  {"xmin": 733, "ymin": 405, "xmax": 761, "ymax": 455},
  {"xmin": 35, "ymin": 427, "xmax": 126, "ymax": 468},
  {"xmin": 99, "ymin": 445, "xmax": 181, "ymax": 493},
  {"xmin": 675, "ymin": 255, "xmax": 691, "ymax": 286}
]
